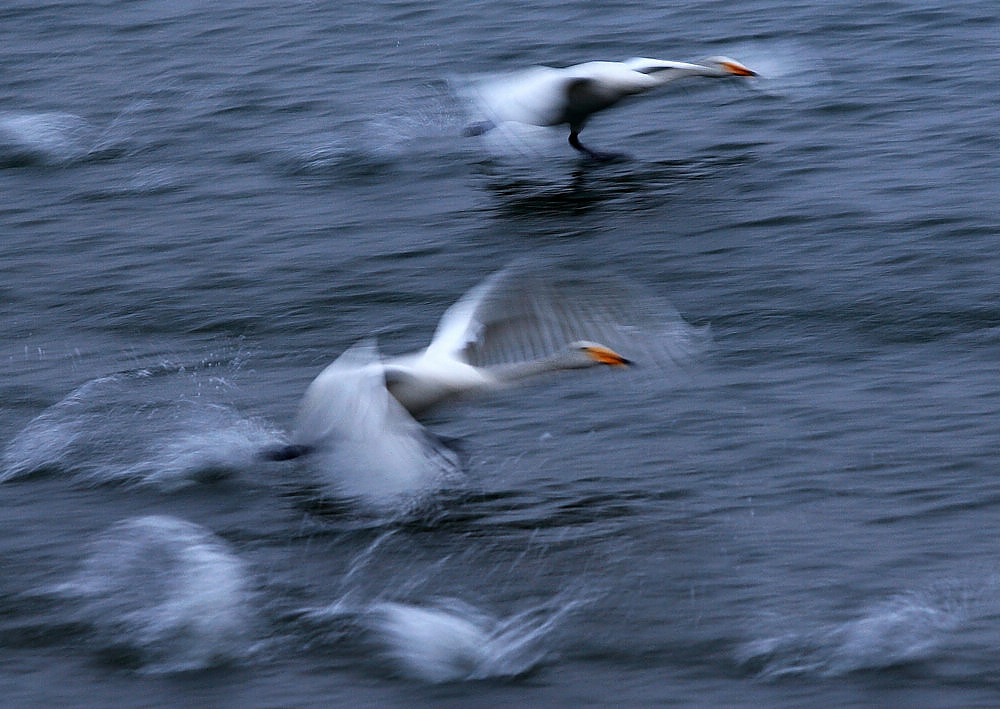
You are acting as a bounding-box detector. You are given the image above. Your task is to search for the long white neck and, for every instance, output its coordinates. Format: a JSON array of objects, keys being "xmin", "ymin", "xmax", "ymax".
[
  {"xmin": 488, "ymin": 349, "xmax": 595, "ymax": 384},
  {"xmin": 624, "ymin": 59, "xmax": 725, "ymax": 85}
]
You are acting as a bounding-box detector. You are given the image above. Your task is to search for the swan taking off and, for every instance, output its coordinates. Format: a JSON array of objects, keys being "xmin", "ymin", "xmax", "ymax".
[
  {"xmin": 310, "ymin": 263, "xmax": 704, "ymax": 419},
  {"xmin": 261, "ymin": 264, "xmax": 705, "ymax": 485},
  {"xmin": 463, "ymin": 56, "xmax": 757, "ymax": 160}
]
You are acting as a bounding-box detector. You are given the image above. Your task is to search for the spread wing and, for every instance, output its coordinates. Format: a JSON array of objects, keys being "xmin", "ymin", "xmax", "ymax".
[
  {"xmin": 425, "ymin": 263, "xmax": 710, "ymax": 371},
  {"xmin": 461, "ymin": 66, "xmax": 578, "ymax": 128}
]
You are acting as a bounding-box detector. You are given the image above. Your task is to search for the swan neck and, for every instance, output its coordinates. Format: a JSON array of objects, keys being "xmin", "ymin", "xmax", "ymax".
[
  {"xmin": 650, "ymin": 64, "xmax": 718, "ymax": 83},
  {"xmin": 490, "ymin": 351, "xmax": 588, "ymax": 383}
]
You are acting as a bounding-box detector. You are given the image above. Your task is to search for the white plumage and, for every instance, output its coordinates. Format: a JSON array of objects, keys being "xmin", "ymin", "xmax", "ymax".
[
  {"xmin": 463, "ymin": 56, "xmax": 757, "ymax": 159},
  {"xmin": 296, "ymin": 263, "xmax": 704, "ymax": 420},
  {"xmin": 271, "ymin": 264, "xmax": 706, "ymax": 506},
  {"xmin": 292, "ymin": 340, "xmax": 462, "ymax": 505}
]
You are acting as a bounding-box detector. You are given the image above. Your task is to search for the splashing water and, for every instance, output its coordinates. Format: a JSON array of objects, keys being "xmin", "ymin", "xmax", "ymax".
[
  {"xmin": 62, "ymin": 515, "xmax": 258, "ymax": 673},
  {"xmin": 1, "ymin": 363, "xmax": 282, "ymax": 490},
  {"xmin": 280, "ymin": 529, "xmax": 588, "ymax": 683},
  {"xmin": 0, "ymin": 112, "xmax": 97, "ymax": 167},
  {"xmin": 737, "ymin": 587, "xmax": 971, "ymax": 678},
  {"xmin": 370, "ymin": 597, "xmax": 579, "ymax": 683},
  {"xmin": 0, "ymin": 108, "xmax": 140, "ymax": 168}
]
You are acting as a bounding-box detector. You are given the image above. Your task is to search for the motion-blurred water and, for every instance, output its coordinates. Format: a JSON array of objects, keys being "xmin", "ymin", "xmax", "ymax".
[{"xmin": 1, "ymin": 1, "xmax": 998, "ymax": 706}]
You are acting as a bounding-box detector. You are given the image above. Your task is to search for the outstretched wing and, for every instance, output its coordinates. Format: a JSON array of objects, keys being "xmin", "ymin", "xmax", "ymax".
[
  {"xmin": 426, "ymin": 263, "xmax": 710, "ymax": 372},
  {"xmin": 461, "ymin": 66, "xmax": 578, "ymax": 128}
]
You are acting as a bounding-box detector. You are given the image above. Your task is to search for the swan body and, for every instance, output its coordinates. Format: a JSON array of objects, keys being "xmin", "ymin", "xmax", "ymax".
[
  {"xmin": 261, "ymin": 264, "xmax": 704, "ymax": 473},
  {"xmin": 291, "ymin": 340, "xmax": 462, "ymax": 505},
  {"xmin": 342, "ymin": 266, "xmax": 636, "ymax": 416},
  {"xmin": 465, "ymin": 56, "xmax": 757, "ymax": 159},
  {"xmin": 296, "ymin": 263, "xmax": 707, "ymax": 425},
  {"xmin": 260, "ymin": 266, "xmax": 670, "ymax": 465}
]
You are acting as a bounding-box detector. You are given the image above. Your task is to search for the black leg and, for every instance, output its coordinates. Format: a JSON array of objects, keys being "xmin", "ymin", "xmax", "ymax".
[
  {"xmin": 462, "ymin": 120, "xmax": 495, "ymax": 137},
  {"xmin": 257, "ymin": 443, "xmax": 313, "ymax": 461},
  {"xmin": 568, "ymin": 131, "xmax": 625, "ymax": 162}
]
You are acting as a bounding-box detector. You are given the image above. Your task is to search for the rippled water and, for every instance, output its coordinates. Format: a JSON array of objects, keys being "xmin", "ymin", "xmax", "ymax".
[{"xmin": 2, "ymin": 1, "xmax": 998, "ymax": 706}]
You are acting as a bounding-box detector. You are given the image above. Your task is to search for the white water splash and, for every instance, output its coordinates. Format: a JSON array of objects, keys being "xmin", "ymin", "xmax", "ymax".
[
  {"xmin": 1, "ymin": 364, "xmax": 281, "ymax": 490},
  {"xmin": 283, "ymin": 531, "xmax": 587, "ymax": 683},
  {"xmin": 0, "ymin": 112, "xmax": 97, "ymax": 166},
  {"xmin": 370, "ymin": 597, "xmax": 577, "ymax": 683},
  {"xmin": 0, "ymin": 107, "xmax": 141, "ymax": 167},
  {"xmin": 737, "ymin": 587, "xmax": 971, "ymax": 678},
  {"xmin": 62, "ymin": 515, "xmax": 258, "ymax": 673}
]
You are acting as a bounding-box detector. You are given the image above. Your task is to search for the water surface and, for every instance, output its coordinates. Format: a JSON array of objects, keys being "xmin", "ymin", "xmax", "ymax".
[{"xmin": 2, "ymin": 1, "xmax": 999, "ymax": 706}]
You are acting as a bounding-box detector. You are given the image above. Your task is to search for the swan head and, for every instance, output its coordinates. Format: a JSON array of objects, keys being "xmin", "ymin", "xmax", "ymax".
[
  {"xmin": 698, "ymin": 56, "xmax": 758, "ymax": 78},
  {"xmin": 566, "ymin": 341, "xmax": 632, "ymax": 368}
]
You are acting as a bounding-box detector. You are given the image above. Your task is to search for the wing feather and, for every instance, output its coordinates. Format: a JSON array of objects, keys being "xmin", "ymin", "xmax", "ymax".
[
  {"xmin": 427, "ymin": 263, "xmax": 710, "ymax": 373},
  {"xmin": 461, "ymin": 67, "xmax": 579, "ymax": 128}
]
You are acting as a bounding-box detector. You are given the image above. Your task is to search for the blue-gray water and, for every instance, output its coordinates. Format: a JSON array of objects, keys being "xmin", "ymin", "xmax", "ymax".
[{"xmin": 2, "ymin": 1, "xmax": 999, "ymax": 706}]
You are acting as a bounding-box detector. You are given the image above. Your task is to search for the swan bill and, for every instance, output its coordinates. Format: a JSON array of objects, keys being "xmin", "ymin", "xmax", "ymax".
[
  {"xmin": 584, "ymin": 345, "xmax": 632, "ymax": 367},
  {"xmin": 720, "ymin": 60, "xmax": 757, "ymax": 77}
]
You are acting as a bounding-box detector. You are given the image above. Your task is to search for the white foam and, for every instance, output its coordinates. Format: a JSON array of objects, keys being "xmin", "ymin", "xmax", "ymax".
[
  {"xmin": 0, "ymin": 111, "xmax": 96, "ymax": 165},
  {"xmin": 1, "ymin": 365, "xmax": 281, "ymax": 489},
  {"xmin": 67, "ymin": 515, "xmax": 257, "ymax": 673},
  {"xmin": 737, "ymin": 589, "xmax": 968, "ymax": 678},
  {"xmin": 370, "ymin": 597, "xmax": 575, "ymax": 682}
]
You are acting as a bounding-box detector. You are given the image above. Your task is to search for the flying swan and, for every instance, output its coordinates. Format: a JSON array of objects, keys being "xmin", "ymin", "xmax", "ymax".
[
  {"xmin": 464, "ymin": 56, "xmax": 757, "ymax": 159},
  {"xmin": 264, "ymin": 264, "xmax": 704, "ymax": 462}
]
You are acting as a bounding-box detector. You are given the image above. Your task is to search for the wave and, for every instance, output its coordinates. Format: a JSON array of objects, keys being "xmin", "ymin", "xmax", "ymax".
[
  {"xmin": 736, "ymin": 583, "xmax": 978, "ymax": 678},
  {"xmin": 0, "ymin": 110, "xmax": 134, "ymax": 168},
  {"xmin": 58, "ymin": 515, "xmax": 258, "ymax": 673},
  {"xmin": 1, "ymin": 362, "xmax": 282, "ymax": 490}
]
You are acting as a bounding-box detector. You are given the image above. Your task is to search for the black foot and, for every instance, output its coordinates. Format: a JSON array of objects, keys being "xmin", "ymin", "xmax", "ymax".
[
  {"xmin": 569, "ymin": 132, "xmax": 628, "ymax": 162},
  {"xmin": 462, "ymin": 120, "xmax": 495, "ymax": 137},
  {"xmin": 257, "ymin": 443, "xmax": 313, "ymax": 462}
]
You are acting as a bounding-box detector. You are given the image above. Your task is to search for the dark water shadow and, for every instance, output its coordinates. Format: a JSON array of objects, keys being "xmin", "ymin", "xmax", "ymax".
[
  {"xmin": 286, "ymin": 476, "xmax": 695, "ymax": 544},
  {"xmin": 477, "ymin": 152, "xmax": 756, "ymax": 221}
]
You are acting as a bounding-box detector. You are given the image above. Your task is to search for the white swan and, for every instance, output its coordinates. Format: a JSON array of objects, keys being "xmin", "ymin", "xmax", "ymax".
[
  {"xmin": 262, "ymin": 264, "xmax": 704, "ymax": 468},
  {"xmin": 289, "ymin": 340, "xmax": 462, "ymax": 504},
  {"xmin": 357, "ymin": 265, "xmax": 638, "ymax": 417},
  {"xmin": 464, "ymin": 56, "xmax": 757, "ymax": 159},
  {"xmin": 307, "ymin": 264, "xmax": 704, "ymax": 419}
]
